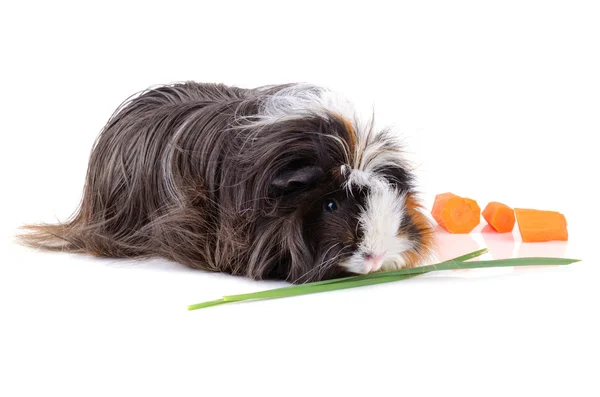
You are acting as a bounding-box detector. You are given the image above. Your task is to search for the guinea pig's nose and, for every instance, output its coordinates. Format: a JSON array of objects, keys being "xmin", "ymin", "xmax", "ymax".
[{"xmin": 363, "ymin": 251, "xmax": 386, "ymax": 272}]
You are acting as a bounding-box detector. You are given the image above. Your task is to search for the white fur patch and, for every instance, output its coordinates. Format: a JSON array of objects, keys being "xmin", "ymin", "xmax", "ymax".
[
  {"xmin": 343, "ymin": 169, "xmax": 374, "ymax": 191},
  {"xmin": 248, "ymin": 83, "xmax": 358, "ymax": 128},
  {"xmin": 356, "ymin": 129, "xmax": 406, "ymax": 174},
  {"xmin": 339, "ymin": 179, "xmax": 413, "ymax": 274}
]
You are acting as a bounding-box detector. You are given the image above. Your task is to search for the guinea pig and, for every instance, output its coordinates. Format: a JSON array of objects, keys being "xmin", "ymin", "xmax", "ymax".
[{"xmin": 18, "ymin": 82, "xmax": 434, "ymax": 283}]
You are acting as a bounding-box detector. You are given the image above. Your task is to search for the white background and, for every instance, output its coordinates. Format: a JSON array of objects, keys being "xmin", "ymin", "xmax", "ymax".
[{"xmin": 1, "ymin": 1, "xmax": 598, "ymax": 396}]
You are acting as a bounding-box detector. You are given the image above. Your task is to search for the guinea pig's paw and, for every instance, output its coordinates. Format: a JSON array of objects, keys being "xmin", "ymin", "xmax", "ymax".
[{"xmin": 380, "ymin": 254, "xmax": 408, "ymax": 272}]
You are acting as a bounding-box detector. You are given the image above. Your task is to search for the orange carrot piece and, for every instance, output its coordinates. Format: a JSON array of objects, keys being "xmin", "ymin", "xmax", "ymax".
[
  {"xmin": 482, "ymin": 201, "xmax": 516, "ymax": 233},
  {"xmin": 514, "ymin": 208, "xmax": 568, "ymax": 242},
  {"xmin": 431, "ymin": 193, "xmax": 481, "ymax": 233}
]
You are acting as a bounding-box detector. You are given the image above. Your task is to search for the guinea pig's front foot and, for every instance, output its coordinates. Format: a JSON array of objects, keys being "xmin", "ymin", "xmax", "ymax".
[
  {"xmin": 379, "ymin": 251, "xmax": 423, "ymax": 272},
  {"xmin": 379, "ymin": 254, "xmax": 408, "ymax": 272}
]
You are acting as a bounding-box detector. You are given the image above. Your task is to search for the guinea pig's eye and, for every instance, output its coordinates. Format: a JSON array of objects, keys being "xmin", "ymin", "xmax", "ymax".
[{"xmin": 324, "ymin": 199, "xmax": 338, "ymax": 212}]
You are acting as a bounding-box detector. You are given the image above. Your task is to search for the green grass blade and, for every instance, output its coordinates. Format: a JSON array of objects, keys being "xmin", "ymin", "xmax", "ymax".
[
  {"xmin": 186, "ymin": 250, "xmax": 580, "ymax": 311},
  {"xmin": 221, "ymin": 274, "xmax": 420, "ymax": 303},
  {"xmin": 311, "ymin": 248, "xmax": 491, "ymax": 286},
  {"xmin": 187, "ymin": 275, "xmax": 420, "ymax": 311},
  {"xmin": 363, "ymin": 256, "xmax": 580, "ymax": 279},
  {"xmin": 187, "ymin": 299, "xmax": 228, "ymax": 311},
  {"xmin": 443, "ymin": 248, "xmax": 489, "ymax": 263},
  {"xmin": 219, "ymin": 248, "xmax": 489, "ymax": 302},
  {"xmin": 220, "ymin": 256, "xmax": 578, "ymax": 303}
]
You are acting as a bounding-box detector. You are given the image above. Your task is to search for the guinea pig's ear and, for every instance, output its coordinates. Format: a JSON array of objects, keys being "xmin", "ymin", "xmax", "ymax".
[{"xmin": 271, "ymin": 165, "xmax": 324, "ymax": 192}]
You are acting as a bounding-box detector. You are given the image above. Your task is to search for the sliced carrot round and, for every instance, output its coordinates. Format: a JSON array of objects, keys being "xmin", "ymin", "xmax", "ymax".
[
  {"xmin": 431, "ymin": 193, "xmax": 481, "ymax": 233},
  {"xmin": 482, "ymin": 201, "xmax": 516, "ymax": 233}
]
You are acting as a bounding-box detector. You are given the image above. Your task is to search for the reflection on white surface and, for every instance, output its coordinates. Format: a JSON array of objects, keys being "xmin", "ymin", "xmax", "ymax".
[
  {"xmin": 480, "ymin": 225, "xmax": 515, "ymax": 260},
  {"xmin": 432, "ymin": 225, "xmax": 481, "ymax": 262},
  {"xmin": 516, "ymin": 239, "xmax": 567, "ymax": 259},
  {"xmin": 430, "ymin": 223, "xmax": 572, "ymax": 277},
  {"xmin": 514, "ymin": 240, "xmax": 568, "ymax": 273}
]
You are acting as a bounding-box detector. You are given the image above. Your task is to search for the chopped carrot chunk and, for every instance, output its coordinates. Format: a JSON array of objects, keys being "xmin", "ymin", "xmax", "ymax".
[
  {"xmin": 482, "ymin": 201, "xmax": 516, "ymax": 233},
  {"xmin": 431, "ymin": 193, "xmax": 481, "ymax": 233},
  {"xmin": 514, "ymin": 208, "xmax": 568, "ymax": 242}
]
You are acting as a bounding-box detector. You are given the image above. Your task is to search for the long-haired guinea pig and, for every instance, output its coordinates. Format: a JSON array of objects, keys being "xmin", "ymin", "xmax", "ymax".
[{"xmin": 18, "ymin": 82, "xmax": 435, "ymax": 283}]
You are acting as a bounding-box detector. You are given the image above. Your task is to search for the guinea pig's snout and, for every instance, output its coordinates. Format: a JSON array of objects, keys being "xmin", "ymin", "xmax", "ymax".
[{"xmin": 362, "ymin": 251, "xmax": 386, "ymax": 272}]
